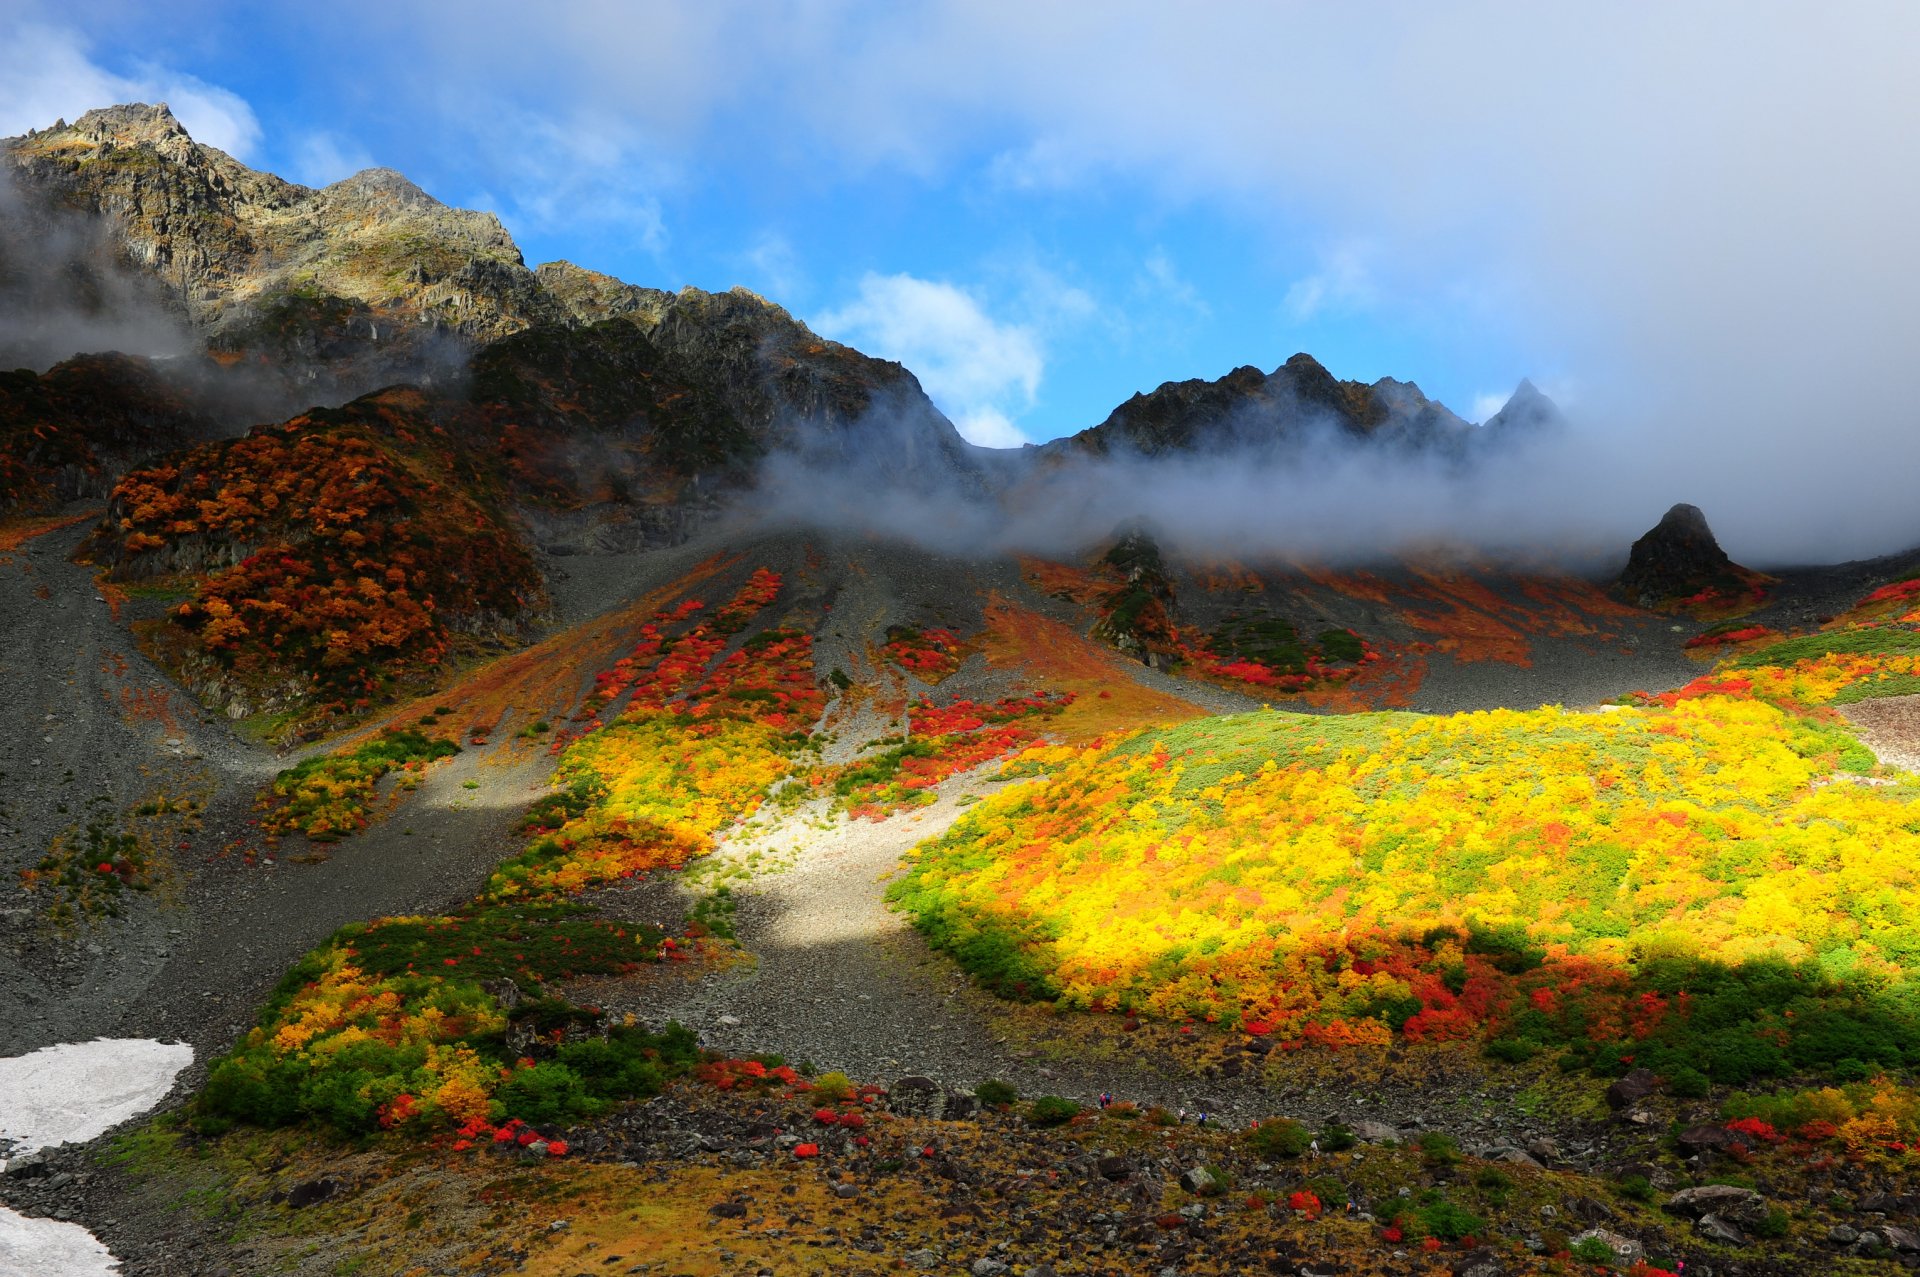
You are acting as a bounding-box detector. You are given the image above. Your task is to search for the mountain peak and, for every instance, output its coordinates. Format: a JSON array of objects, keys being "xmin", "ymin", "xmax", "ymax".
[
  {"xmin": 1480, "ymin": 378, "xmax": 1562, "ymax": 437},
  {"xmin": 69, "ymin": 102, "xmax": 188, "ymax": 142},
  {"xmin": 323, "ymin": 167, "xmax": 440, "ymax": 209},
  {"xmin": 52, "ymin": 103, "xmax": 199, "ymax": 160}
]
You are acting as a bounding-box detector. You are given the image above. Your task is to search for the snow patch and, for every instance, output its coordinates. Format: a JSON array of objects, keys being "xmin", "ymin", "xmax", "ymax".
[
  {"xmin": 0, "ymin": 1210, "xmax": 122, "ymax": 1276},
  {"xmin": 0, "ymin": 1039, "xmax": 192, "ymax": 1161},
  {"xmin": 0, "ymin": 1039, "xmax": 193, "ymax": 1277}
]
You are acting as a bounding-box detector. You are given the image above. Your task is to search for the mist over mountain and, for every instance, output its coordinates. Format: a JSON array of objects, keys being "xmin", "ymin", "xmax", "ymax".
[{"xmin": 3, "ymin": 102, "xmax": 1916, "ymax": 572}]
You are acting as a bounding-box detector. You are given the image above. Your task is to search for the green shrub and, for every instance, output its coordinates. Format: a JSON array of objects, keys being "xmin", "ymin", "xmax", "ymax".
[
  {"xmin": 974, "ymin": 1079, "xmax": 1019, "ymax": 1108},
  {"xmin": 1668, "ymin": 1066, "xmax": 1710, "ymax": 1097},
  {"xmin": 1570, "ymin": 1236, "xmax": 1615, "ymax": 1263},
  {"xmin": 1417, "ymin": 1131, "xmax": 1460, "ymax": 1166},
  {"xmin": 499, "ymin": 1061, "xmax": 599, "ymax": 1124},
  {"xmin": 1755, "ymin": 1207, "xmax": 1791, "ymax": 1239},
  {"xmin": 1485, "ymin": 1037, "xmax": 1540, "ymax": 1064},
  {"xmin": 1027, "ymin": 1096, "xmax": 1081, "ymax": 1127},
  {"xmin": 1414, "ymin": 1192, "xmax": 1485, "ymax": 1242},
  {"xmin": 1616, "ymin": 1173, "xmax": 1654, "ymax": 1203},
  {"xmin": 1318, "ymin": 1122, "xmax": 1356, "ymax": 1152},
  {"xmin": 1247, "ymin": 1117, "xmax": 1313, "ymax": 1159}
]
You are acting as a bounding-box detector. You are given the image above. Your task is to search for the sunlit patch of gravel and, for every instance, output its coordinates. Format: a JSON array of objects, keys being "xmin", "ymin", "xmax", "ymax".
[{"xmin": 1843, "ymin": 692, "xmax": 1920, "ymax": 772}]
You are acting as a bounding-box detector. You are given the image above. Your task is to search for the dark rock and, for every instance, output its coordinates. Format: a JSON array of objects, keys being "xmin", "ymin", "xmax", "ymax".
[
  {"xmin": 1450, "ymin": 1248, "xmax": 1506, "ymax": 1277},
  {"xmin": 1096, "ymin": 1156, "xmax": 1132, "ymax": 1182},
  {"xmin": 709, "ymin": 1201, "xmax": 747, "ymax": 1219},
  {"xmin": 2, "ymin": 1152, "xmax": 49, "ymax": 1179},
  {"xmin": 1829, "ymin": 1225, "xmax": 1860, "ymax": 1246},
  {"xmin": 1564, "ymin": 1197, "xmax": 1615, "ymax": 1224},
  {"xmin": 283, "ymin": 1178, "xmax": 338, "ymax": 1209},
  {"xmin": 1676, "ymin": 1124, "xmax": 1742, "ymax": 1156},
  {"xmin": 1885, "ymin": 1225, "xmax": 1920, "ymax": 1252},
  {"xmin": 1695, "ymin": 1213, "xmax": 1747, "ymax": 1245},
  {"xmin": 1616, "ymin": 503, "xmax": 1755, "ymax": 608},
  {"xmin": 1605, "ymin": 1068, "xmax": 1658, "ymax": 1109}
]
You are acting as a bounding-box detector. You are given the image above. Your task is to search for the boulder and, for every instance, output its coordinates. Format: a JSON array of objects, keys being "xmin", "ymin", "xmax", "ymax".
[
  {"xmin": 1885, "ymin": 1225, "xmax": 1920, "ymax": 1253},
  {"xmin": 1564, "ymin": 1196, "xmax": 1615, "ymax": 1225},
  {"xmin": 1177, "ymin": 1166, "xmax": 1222, "ymax": 1196},
  {"xmin": 1696, "ymin": 1213, "xmax": 1747, "ymax": 1245},
  {"xmin": 1675, "ymin": 1124, "xmax": 1742, "ymax": 1156},
  {"xmin": 1096, "ymin": 1155, "xmax": 1132, "ymax": 1182},
  {"xmin": 1451, "ymin": 1248, "xmax": 1507, "ymax": 1277},
  {"xmin": 1667, "ymin": 1184, "xmax": 1767, "ymax": 1226},
  {"xmin": 1350, "ymin": 1120, "xmax": 1399, "ymax": 1144},
  {"xmin": 1605, "ymin": 1068, "xmax": 1658, "ymax": 1110},
  {"xmin": 283, "ymin": 1177, "xmax": 338, "ymax": 1209}
]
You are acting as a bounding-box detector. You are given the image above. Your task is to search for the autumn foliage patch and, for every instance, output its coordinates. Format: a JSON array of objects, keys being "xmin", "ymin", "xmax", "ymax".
[{"xmin": 94, "ymin": 391, "xmax": 545, "ymax": 723}]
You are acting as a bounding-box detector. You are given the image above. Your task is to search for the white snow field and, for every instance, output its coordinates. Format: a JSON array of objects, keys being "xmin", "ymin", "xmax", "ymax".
[{"xmin": 0, "ymin": 1039, "xmax": 193, "ymax": 1276}]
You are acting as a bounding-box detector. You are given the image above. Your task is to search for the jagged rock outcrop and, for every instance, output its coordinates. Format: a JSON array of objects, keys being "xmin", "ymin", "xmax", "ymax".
[
  {"xmin": 4, "ymin": 104, "xmax": 561, "ymax": 350},
  {"xmin": 1041, "ymin": 352, "xmax": 1477, "ymax": 461},
  {"xmin": 1616, "ymin": 503, "xmax": 1753, "ymax": 608},
  {"xmin": 2, "ymin": 104, "xmax": 987, "ymax": 495},
  {"xmin": 537, "ymin": 262, "xmax": 984, "ymax": 486}
]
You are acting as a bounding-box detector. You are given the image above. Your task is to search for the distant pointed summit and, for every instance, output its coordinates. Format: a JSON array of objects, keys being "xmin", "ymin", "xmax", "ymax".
[{"xmin": 1480, "ymin": 379, "xmax": 1563, "ymax": 437}]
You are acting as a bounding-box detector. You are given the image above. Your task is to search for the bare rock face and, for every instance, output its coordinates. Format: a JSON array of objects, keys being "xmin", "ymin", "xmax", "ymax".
[
  {"xmin": 1616, "ymin": 503, "xmax": 1753, "ymax": 609},
  {"xmin": 2, "ymin": 103, "xmax": 988, "ymax": 501},
  {"xmin": 1039, "ymin": 351, "xmax": 1478, "ymax": 461},
  {"xmin": 4, "ymin": 103, "xmax": 561, "ymax": 349}
]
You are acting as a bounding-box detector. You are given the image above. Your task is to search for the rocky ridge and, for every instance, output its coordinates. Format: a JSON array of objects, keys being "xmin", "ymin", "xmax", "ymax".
[{"xmin": 1040, "ymin": 351, "xmax": 1499, "ymax": 462}]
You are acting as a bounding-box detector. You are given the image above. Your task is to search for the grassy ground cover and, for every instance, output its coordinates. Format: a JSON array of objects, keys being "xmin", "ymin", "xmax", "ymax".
[{"xmin": 893, "ymin": 598, "xmax": 1920, "ymax": 1103}]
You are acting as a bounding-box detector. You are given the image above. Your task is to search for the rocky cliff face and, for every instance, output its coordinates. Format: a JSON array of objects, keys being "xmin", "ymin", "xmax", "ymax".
[
  {"xmin": 2, "ymin": 103, "xmax": 985, "ymax": 494},
  {"xmin": 1039, "ymin": 352, "xmax": 1479, "ymax": 461},
  {"xmin": 4, "ymin": 104, "xmax": 558, "ymax": 346}
]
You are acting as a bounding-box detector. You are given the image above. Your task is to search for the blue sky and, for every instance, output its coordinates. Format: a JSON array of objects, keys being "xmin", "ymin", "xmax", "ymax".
[
  {"xmin": 0, "ymin": 2, "xmax": 1572, "ymax": 446},
  {"xmin": 4, "ymin": 0, "xmax": 1919, "ymax": 528}
]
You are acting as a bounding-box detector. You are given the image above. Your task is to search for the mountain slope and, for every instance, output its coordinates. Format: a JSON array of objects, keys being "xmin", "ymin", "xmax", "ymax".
[
  {"xmin": 2, "ymin": 103, "xmax": 985, "ymax": 489},
  {"xmin": 1039, "ymin": 351, "xmax": 1480, "ymax": 460}
]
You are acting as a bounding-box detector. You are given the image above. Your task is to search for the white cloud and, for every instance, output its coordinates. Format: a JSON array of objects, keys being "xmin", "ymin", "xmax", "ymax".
[
  {"xmin": 287, "ymin": 131, "xmax": 375, "ymax": 186},
  {"xmin": 0, "ymin": 22, "xmax": 259, "ymax": 158},
  {"xmin": 468, "ymin": 108, "xmax": 671, "ymax": 256},
  {"xmin": 1282, "ymin": 242, "xmax": 1375, "ymax": 324},
  {"xmin": 1142, "ymin": 249, "xmax": 1209, "ymax": 319},
  {"xmin": 814, "ymin": 272, "xmax": 1043, "ymax": 447},
  {"xmin": 736, "ymin": 231, "xmax": 806, "ymax": 302},
  {"xmin": 953, "ymin": 407, "xmax": 1030, "ymax": 449},
  {"xmin": 986, "ymin": 136, "xmax": 1093, "ymax": 192}
]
